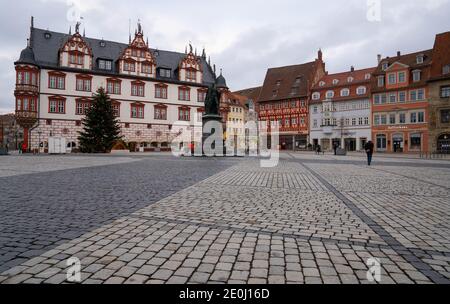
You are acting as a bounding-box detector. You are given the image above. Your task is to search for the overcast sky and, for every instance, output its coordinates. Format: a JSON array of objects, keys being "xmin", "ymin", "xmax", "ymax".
[{"xmin": 1, "ymin": 0, "xmax": 449, "ymax": 113}]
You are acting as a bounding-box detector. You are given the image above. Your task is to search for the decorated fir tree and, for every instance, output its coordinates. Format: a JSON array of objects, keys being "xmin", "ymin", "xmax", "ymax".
[{"xmin": 78, "ymin": 87, "xmax": 122, "ymax": 153}]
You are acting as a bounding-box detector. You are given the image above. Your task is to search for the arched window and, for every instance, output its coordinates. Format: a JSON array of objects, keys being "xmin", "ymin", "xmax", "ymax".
[
  {"xmin": 332, "ymin": 79, "xmax": 339, "ymax": 85},
  {"xmin": 356, "ymin": 86, "xmax": 367, "ymax": 95},
  {"xmin": 347, "ymin": 77, "xmax": 354, "ymax": 83},
  {"xmin": 326, "ymin": 90, "xmax": 334, "ymax": 99},
  {"xmin": 312, "ymin": 92, "xmax": 321, "ymax": 100},
  {"xmin": 319, "ymin": 81, "xmax": 325, "ymax": 87},
  {"xmin": 340, "ymin": 89, "xmax": 350, "ymax": 97}
]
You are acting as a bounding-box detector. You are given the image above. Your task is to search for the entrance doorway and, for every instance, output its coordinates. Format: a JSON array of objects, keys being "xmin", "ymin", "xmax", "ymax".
[
  {"xmin": 360, "ymin": 138, "xmax": 367, "ymax": 151},
  {"xmin": 438, "ymin": 134, "xmax": 450, "ymax": 153},
  {"xmin": 280, "ymin": 136, "xmax": 293, "ymax": 151},
  {"xmin": 344, "ymin": 138, "xmax": 356, "ymax": 151},
  {"xmin": 393, "ymin": 134, "xmax": 403, "ymax": 153}
]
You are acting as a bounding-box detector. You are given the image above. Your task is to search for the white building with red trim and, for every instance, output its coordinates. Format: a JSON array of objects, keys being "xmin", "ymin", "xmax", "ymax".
[{"xmin": 14, "ymin": 18, "xmax": 227, "ymax": 153}]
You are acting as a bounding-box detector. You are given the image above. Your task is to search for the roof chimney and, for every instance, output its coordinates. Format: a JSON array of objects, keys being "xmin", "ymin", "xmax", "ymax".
[
  {"xmin": 318, "ymin": 48, "xmax": 323, "ymax": 61},
  {"xmin": 397, "ymin": 51, "xmax": 401, "ymax": 57},
  {"xmin": 351, "ymin": 66, "xmax": 355, "ymax": 72},
  {"xmin": 377, "ymin": 54, "xmax": 382, "ymax": 64}
]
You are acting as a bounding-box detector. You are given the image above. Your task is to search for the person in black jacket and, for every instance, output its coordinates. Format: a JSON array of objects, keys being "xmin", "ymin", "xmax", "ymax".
[{"xmin": 365, "ymin": 141, "xmax": 374, "ymax": 166}]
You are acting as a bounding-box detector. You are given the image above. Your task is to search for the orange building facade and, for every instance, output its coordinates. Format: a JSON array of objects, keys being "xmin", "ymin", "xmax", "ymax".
[{"xmin": 371, "ymin": 50, "xmax": 432, "ymax": 153}]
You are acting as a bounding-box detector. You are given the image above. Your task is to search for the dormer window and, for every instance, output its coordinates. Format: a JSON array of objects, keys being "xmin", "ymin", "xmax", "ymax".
[
  {"xmin": 276, "ymin": 80, "xmax": 281, "ymax": 86},
  {"xmin": 382, "ymin": 62, "xmax": 389, "ymax": 71},
  {"xmin": 365, "ymin": 73, "xmax": 371, "ymax": 80},
  {"xmin": 326, "ymin": 90, "xmax": 334, "ymax": 99},
  {"xmin": 159, "ymin": 68, "xmax": 171, "ymax": 78},
  {"xmin": 416, "ymin": 55, "xmax": 424, "ymax": 64},
  {"xmin": 312, "ymin": 92, "xmax": 320, "ymax": 100},
  {"xmin": 347, "ymin": 77, "xmax": 354, "ymax": 83},
  {"xmin": 332, "ymin": 79, "xmax": 339, "ymax": 85},
  {"xmin": 69, "ymin": 51, "xmax": 84, "ymax": 65},
  {"xmin": 357, "ymin": 86, "xmax": 367, "ymax": 95},
  {"xmin": 319, "ymin": 81, "xmax": 325, "ymax": 87},
  {"xmin": 124, "ymin": 61, "xmax": 136, "ymax": 72},
  {"xmin": 413, "ymin": 70, "xmax": 421, "ymax": 82},
  {"xmin": 294, "ymin": 77, "xmax": 301, "ymax": 85},
  {"xmin": 340, "ymin": 89, "xmax": 350, "ymax": 97},
  {"xmin": 141, "ymin": 62, "xmax": 153, "ymax": 74},
  {"xmin": 443, "ymin": 65, "xmax": 450, "ymax": 75},
  {"xmin": 44, "ymin": 32, "xmax": 51, "ymax": 39},
  {"xmin": 98, "ymin": 59, "xmax": 112, "ymax": 71}
]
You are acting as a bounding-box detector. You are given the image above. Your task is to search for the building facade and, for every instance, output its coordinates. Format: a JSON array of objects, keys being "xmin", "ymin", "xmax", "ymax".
[
  {"xmin": 257, "ymin": 50, "xmax": 326, "ymax": 150},
  {"xmin": 428, "ymin": 32, "xmax": 450, "ymax": 153},
  {"xmin": 14, "ymin": 19, "xmax": 224, "ymax": 153},
  {"xmin": 0, "ymin": 114, "xmax": 24, "ymax": 150},
  {"xmin": 371, "ymin": 50, "xmax": 432, "ymax": 153},
  {"xmin": 310, "ymin": 67, "xmax": 375, "ymax": 151}
]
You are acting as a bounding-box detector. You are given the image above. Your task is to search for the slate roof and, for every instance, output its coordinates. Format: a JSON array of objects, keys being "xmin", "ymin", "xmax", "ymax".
[
  {"xmin": 18, "ymin": 27, "xmax": 216, "ymax": 86},
  {"xmin": 258, "ymin": 61, "xmax": 318, "ymax": 102}
]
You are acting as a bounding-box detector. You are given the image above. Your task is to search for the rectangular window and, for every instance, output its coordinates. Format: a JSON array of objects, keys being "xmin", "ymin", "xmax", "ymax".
[
  {"xmin": 178, "ymin": 108, "xmax": 190, "ymax": 121},
  {"xmin": 389, "ymin": 93, "xmax": 397, "ymax": 103},
  {"xmin": 374, "ymin": 94, "xmax": 380, "ymax": 105},
  {"xmin": 441, "ymin": 110, "xmax": 450, "ymax": 123},
  {"xmin": 69, "ymin": 52, "xmax": 84, "ymax": 65},
  {"xmin": 413, "ymin": 71, "xmax": 421, "ymax": 82},
  {"xmin": 112, "ymin": 103, "xmax": 120, "ymax": 117},
  {"xmin": 359, "ymin": 117, "xmax": 363, "ymax": 125},
  {"xmin": 198, "ymin": 90, "xmax": 207, "ymax": 102},
  {"xmin": 399, "ymin": 91, "xmax": 406, "ymax": 102},
  {"xmin": 154, "ymin": 107, "xmax": 167, "ymax": 120},
  {"xmin": 98, "ymin": 60, "xmax": 112, "ymax": 71},
  {"xmin": 178, "ymin": 88, "xmax": 190, "ymax": 101},
  {"xmin": 49, "ymin": 74, "xmax": 65, "ymax": 89},
  {"xmin": 186, "ymin": 70, "xmax": 196, "ymax": 82},
  {"xmin": 49, "ymin": 99, "xmax": 65, "ymax": 114},
  {"xmin": 107, "ymin": 80, "xmax": 121, "ymax": 95},
  {"xmin": 131, "ymin": 83, "xmax": 145, "ymax": 97},
  {"xmin": 399, "ymin": 113, "xmax": 406, "ymax": 124},
  {"xmin": 388, "ymin": 73, "xmax": 396, "ymax": 84},
  {"xmin": 364, "ymin": 117, "xmax": 369, "ymax": 125},
  {"xmin": 417, "ymin": 89, "xmax": 425, "ymax": 100},
  {"xmin": 441, "ymin": 86, "xmax": 450, "ymax": 98},
  {"xmin": 418, "ymin": 112, "xmax": 425, "ymax": 123},
  {"xmin": 380, "ymin": 115, "xmax": 387, "ymax": 125},
  {"xmin": 131, "ymin": 104, "xmax": 144, "ymax": 119},
  {"xmin": 389, "ymin": 114, "xmax": 396, "ymax": 125},
  {"xmin": 76, "ymin": 78, "xmax": 91, "ymax": 92},
  {"xmin": 124, "ymin": 61, "xmax": 136, "ymax": 72},
  {"xmin": 141, "ymin": 63, "xmax": 152, "ymax": 74},
  {"xmin": 76, "ymin": 100, "xmax": 92, "ymax": 115},
  {"xmin": 374, "ymin": 115, "xmax": 380, "ymax": 125},
  {"xmin": 410, "ymin": 112, "xmax": 417, "ymax": 123},
  {"xmin": 155, "ymin": 85, "xmax": 168, "ymax": 99},
  {"xmin": 410, "ymin": 90, "xmax": 417, "ymax": 101},
  {"xmin": 398, "ymin": 72, "xmax": 406, "ymax": 83},
  {"xmin": 378, "ymin": 76, "xmax": 385, "ymax": 87},
  {"xmin": 159, "ymin": 69, "xmax": 171, "ymax": 78}
]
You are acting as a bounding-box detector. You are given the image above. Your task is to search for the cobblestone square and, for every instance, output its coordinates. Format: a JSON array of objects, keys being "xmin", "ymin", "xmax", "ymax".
[{"xmin": 0, "ymin": 153, "xmax": 449, "ymax": 284}]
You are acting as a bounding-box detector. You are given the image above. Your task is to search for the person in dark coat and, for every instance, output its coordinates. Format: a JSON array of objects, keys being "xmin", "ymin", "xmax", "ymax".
[
  {"xmin": 333, "ymin": 142, "xmax": 339, "ymax": 155},
  {"xmin": 365, "ymin": 141, "xmax": 375, "ymax": 166}
]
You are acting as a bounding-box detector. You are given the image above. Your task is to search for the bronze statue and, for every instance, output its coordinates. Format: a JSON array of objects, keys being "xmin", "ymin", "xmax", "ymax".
[{"xmin": 204, "ymin": 83, "xmax": 221, "ymax": 116}]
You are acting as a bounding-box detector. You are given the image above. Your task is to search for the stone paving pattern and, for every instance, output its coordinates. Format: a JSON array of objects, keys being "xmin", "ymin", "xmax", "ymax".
[{"xmin": 0, "ymin": 153, "xmax": 449, "ymax": 284}]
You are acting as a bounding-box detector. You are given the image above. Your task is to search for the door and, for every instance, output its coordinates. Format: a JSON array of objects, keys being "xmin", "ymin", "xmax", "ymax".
[{"xmin": 393, "ymin": 134, "xmax": 403, "ymax": 153}]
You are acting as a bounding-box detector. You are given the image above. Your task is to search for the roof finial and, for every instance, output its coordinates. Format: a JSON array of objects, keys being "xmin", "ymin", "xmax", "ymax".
[
  {"xmin": 213, "ymin": 64, "xmax": 216, "ymax": 75},
  {"xmin": 220, "ymin": 68, "xmax": 223, "ymax": 75},
  {"xmin": 27, "ymin": 38, "xmax": 30, "ymax": 48},
  {"xmin": 202, "ymin": 47, "xmax": 206, "ymax": 59},
  {"xmin": 31, "ymin": 16, "xmax": 34, "ymax": 29},
  {"xmin": 137, "ymin": 19, "xmax": 142, "ymax": 34},
  {"xmin": 195, "ymin": 47, "xmax": 197, "ymax": 56},
  {"xmin": 83, "ymin": 28, "xmax": 85, "ymax": 37},
  {"xmin": 208, "ymin": 56, "xmax": 211, "ymax": 66},
  {"xmin": 189, "ymin": 42, "xmax": 193, "ymax": 54},
  {"xmin": 185, "ymin": 45, "xmax": 187, "ymax": 54},
  {"xmin": 75, "ymin": 21, "xmax": 81, "ymax": 34},
  {"xmin": 146, "ymin": 37, "xmax": 149, "ymax": 47},
  {"xmin": 69, "ymin": 26, "xmax": 72, "ymax": 35}
]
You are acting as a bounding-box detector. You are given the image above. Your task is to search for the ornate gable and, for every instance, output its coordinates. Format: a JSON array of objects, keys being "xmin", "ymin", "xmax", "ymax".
[
  {"xmin": 179, "ymin": 44, "xmax": 203, "ymax": 84},
  {"xmin": 59, "ymin": 23, "xmax": 93, "ymax": 70},
  {"xmin": 119, "ymin": 22, "xmax": 156, "ymax": 78}
]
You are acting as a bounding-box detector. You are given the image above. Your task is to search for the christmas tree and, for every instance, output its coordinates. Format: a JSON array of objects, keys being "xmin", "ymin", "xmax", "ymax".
[{"xmin": 78, "ymin": 87, "xmax": 122, "ymax": 153}]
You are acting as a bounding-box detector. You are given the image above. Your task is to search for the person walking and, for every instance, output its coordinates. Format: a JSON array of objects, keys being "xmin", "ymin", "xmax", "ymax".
[
  {"xmin": 365, "ymin": 140, "xmax": 374, "ymax": 166},
  {"xmin": 333, "ymin": 142, "xmax": 338, "ymax": 155}
]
